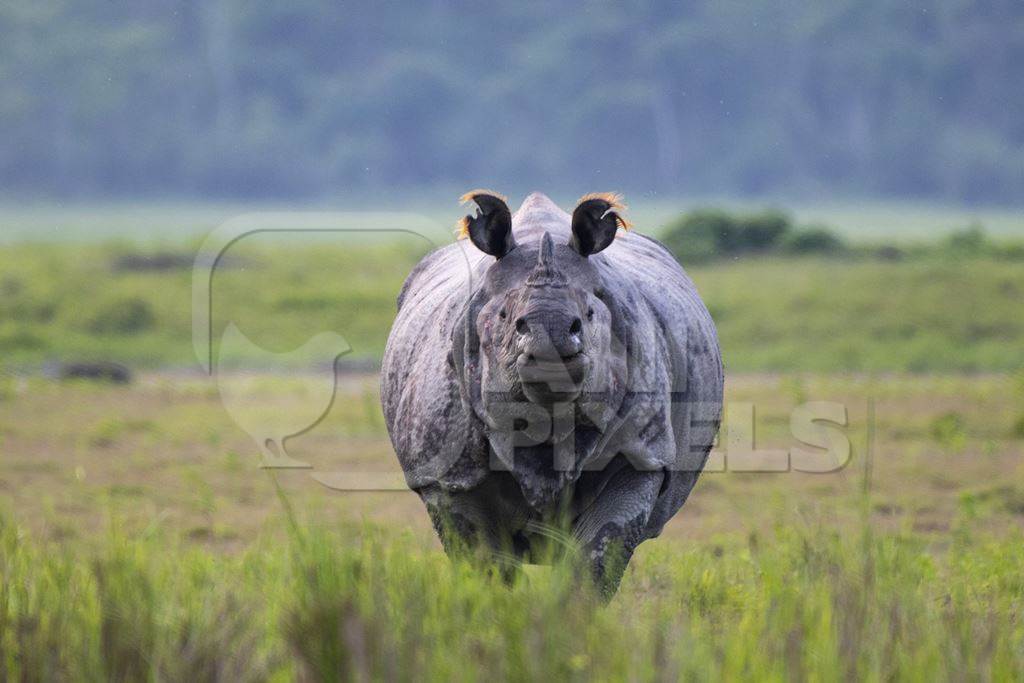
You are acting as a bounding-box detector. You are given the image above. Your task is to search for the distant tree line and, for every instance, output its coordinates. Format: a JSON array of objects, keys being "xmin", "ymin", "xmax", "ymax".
[
  {"xmin": 2, "ymin": 0, "xmax": 1022, "ymax": 202},
  {"xmin": 661, "ymin": 209, "xmax": 1024, "ymax": 263},
  {"xmin": 661, "ymin": 209, "xmax": 846, "ymax": 262}
]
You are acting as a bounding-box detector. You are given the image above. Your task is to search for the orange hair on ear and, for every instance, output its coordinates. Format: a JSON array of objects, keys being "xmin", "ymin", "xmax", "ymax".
[
  {"xmin": 576, "ymin": 192, "xmax": 632, "ymax": 231},
  {"xmin": 456, "ymin": 189, "xmax": 509, "ymax": 238},
  {"xmin": 459, "ymin": 188, "xmax": 508, "ymax": 205}
]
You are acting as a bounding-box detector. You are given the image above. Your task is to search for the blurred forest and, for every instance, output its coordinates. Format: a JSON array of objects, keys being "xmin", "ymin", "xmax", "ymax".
[{"xmin": 2, "ymin": 0, "xmax": 1023, "ymax": 202}]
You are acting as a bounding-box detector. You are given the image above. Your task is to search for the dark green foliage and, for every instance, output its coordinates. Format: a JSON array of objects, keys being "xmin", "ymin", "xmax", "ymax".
[
  {"xmin": 937, "ymin": 224, "xmax": 1024, "ymax": 261},
  {"xmin": 87, "ymin": 298, "xmax": 156, "ymax": 335},
  {"xmin": 661, "ymin": 209, "xmax": 795, "ymax": 263},
  {"xmin": 664, "ymin": 209, "xmax": 1023, "ymax": 265},
  {"xmin": 1, "ymin": 2, "xmax": 1023, "ymax": 201},
  {"xmin": 663, "ymin": 208, "xmax": 852, "ymax": 262},
  {"xmin": 734, "ymin": 211, "xmax": 791, "ymax": 252},
  {"xmin": 945, "ymin": 224, "xmax": 989, "ymax": 254},
  {"xmin": 783, "ymin": 226, "xmax": 848, "ymax": 255},
  {"xmin": 660, "ymin": 209, "xmax": 733, "ymax": 263}
]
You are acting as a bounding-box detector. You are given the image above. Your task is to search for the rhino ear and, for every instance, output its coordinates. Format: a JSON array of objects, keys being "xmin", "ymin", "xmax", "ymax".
[
  {"xmin": 570, "ymin": 193, "xmax": 631, "ymax": 256},
  {"xmin": 457, "ymin": 190, "xmax": 516, "ymax": 258}
]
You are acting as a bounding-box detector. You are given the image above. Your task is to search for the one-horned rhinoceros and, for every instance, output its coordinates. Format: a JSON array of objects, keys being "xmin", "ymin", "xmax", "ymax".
[{"xmin": 381, "ymin": 190, "xmax": 723, "ymax": 596}]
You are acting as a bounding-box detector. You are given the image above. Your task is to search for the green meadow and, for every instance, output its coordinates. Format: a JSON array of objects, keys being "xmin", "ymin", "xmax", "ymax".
[
  {"xmin": 1, "ymin": 204, "xmax": 1023, "ymax": 680},
  {"xmin": 1, "ymin": 234, "xmax": 1022, "ymax": 372}
]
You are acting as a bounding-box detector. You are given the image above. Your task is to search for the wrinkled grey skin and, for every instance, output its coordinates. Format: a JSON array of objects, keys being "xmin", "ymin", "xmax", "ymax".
[{"xmin": 381, "ymin": 192, "xmax": 723, "ymax": 596}]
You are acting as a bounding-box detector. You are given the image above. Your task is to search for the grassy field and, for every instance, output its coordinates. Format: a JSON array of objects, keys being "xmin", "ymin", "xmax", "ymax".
[
  {"xmin": 1, "ymin": 240, "xmax": 1023, "ymax": 372},
  {"xmin": 1, "ymin": 371, "xmax": 1023, "ymax": 679},
  {"xmin": 2, "ymin": 204, "xmax": 1023, "ymax": 680}
]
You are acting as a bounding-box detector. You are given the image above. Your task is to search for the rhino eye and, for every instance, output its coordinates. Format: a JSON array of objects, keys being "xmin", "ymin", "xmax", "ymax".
[
  {"xmin": 499, "ymin": 309, "xmax": 507, "ymax": 320},
  {"xmin": 586, "ymin": 307, "xmax": 594, "ymax": 321}
]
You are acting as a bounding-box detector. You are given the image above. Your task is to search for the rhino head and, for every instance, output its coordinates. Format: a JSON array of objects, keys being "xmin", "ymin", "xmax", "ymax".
[{"xmin": 452, "ymin": 191, "xmax": 633, "ymax": 509}]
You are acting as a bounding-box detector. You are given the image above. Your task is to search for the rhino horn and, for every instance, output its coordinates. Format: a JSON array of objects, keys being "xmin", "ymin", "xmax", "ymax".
[
  {"xmin": 539, "ymin": 231, "xmax": 555, "ymax": 267},
  {"xmin": 526, "ymin": 232, "xmax": 568, "ymax": 288}
]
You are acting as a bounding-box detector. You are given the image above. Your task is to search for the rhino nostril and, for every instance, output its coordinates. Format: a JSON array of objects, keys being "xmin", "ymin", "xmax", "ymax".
[
  {"xmin": 515, "ymin": 317, "xmax": 529, "ymax": 334},
  {"xmin": 569, "ymin": 317, "xmax": 582, "ymax": 335}
]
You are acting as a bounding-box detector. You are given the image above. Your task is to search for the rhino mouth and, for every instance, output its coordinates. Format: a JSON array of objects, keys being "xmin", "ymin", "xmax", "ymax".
[{"xmin": 516, "ymin": 353, "xmax": 587, "ymax": 403}]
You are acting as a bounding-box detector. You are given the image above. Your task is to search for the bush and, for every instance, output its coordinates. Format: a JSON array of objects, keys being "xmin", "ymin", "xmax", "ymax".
[
  {"xmin": 734, "ymin": 210, "xmax": 791, "ymax": 251},
  {"xmin": 87, "ymin": 298, "xmax": 156, "ymax": 335},
  {"xmin": 661, "ymin": 208, "xmax": 792, "ymax": 263},
  {"xmin": 931, "ymin": 225, "xmax": 1024, "ymax": 261},
  {"xmin": 660, "ymin": 209, "xmax": 732, "ymax": 263},
  {"xmin": 943, "ymin": 224, "xmax": 989, "ymax": 255},
  {"xmin": 783, "ymin": 226, "xmax": 847, "ymax": 255}
]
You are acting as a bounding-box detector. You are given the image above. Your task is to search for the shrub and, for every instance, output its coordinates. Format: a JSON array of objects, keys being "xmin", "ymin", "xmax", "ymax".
[
  {"xmin": 661, "ymin": 208, "xmax": 792, "ymax": 263},
  {"xmin": 783, "ymin": 226, "xmax": 847, "ymax": 255},
  {"xmin": 930, "ymin": 224, "xmax": 1024, "ymax": 261},
  {"xmin": 87, "ymin": 298, "xmax": 156, "ymax": 335},
  {"xmin": 735, "ymin": 210, "xmax": 791, "ymax": 251},
  {"xmin": 660, "ymin": 209, "xmax": 733, "ymax": 263},
  {"xmin": 943, "ymin": 224, "xmax": 988, "ymax": 255}
]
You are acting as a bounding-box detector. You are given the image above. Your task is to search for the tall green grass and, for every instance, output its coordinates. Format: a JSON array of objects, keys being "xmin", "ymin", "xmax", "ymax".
[{"xmin": 2, "ymin": 508, "xmax": 1022, "ymax": 681}]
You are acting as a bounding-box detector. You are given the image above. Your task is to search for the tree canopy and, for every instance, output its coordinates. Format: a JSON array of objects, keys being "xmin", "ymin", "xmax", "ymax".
[{"xmin": 2, "ymin": 0, "xmax": 1022, "ymax": 202}]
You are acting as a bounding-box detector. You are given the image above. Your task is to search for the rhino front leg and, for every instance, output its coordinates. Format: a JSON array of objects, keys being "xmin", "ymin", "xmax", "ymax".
[
  {"xmin": 572, "ymin": 466, "xmax": 663, "ymax": 598},
  {"xmin": 418, "ymin": 480, "xmax": 526, "ymax": 581}
]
